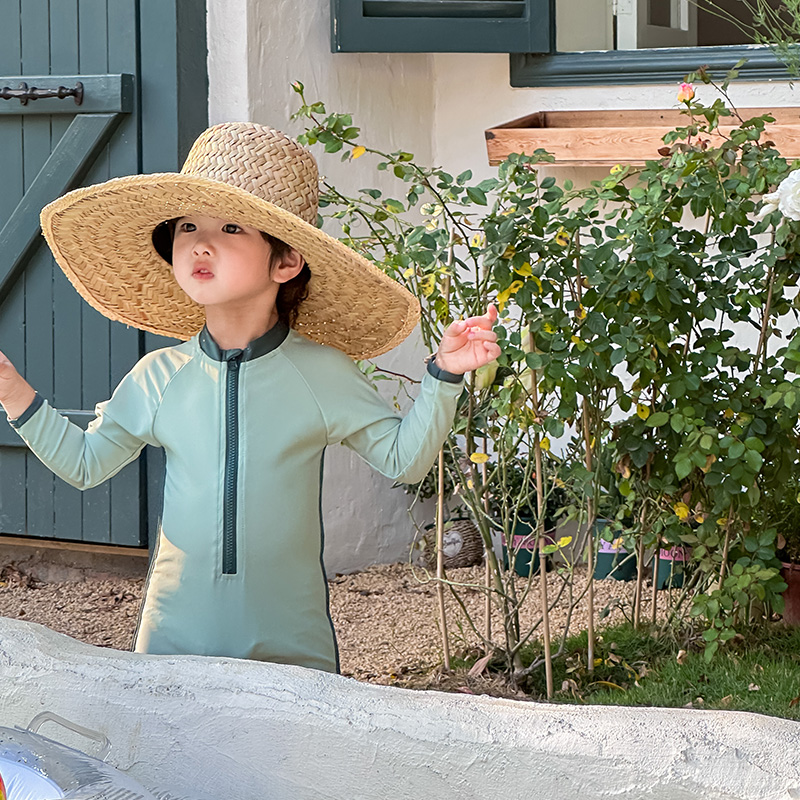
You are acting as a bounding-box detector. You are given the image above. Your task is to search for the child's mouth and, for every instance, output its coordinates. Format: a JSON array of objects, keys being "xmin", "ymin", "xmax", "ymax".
[{"xmin": 192, "ymin": 266, "xmax": 214, "ymax": 280}]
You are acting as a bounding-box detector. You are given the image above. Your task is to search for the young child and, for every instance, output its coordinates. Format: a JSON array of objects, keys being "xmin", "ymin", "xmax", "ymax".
[{"xmin": 0, "ymin": 123, "xmax": 499, "ymax": 673}]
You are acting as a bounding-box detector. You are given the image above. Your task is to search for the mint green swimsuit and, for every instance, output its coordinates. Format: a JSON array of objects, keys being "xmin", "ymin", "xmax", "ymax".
[{"xmin": 12, "ymin": 323, "xmax": 463, "ymax": 672}]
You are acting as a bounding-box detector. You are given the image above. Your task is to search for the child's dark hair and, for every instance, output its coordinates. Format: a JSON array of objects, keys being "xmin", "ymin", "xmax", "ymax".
[{"xmin": 152, "ymin": 220, "xmax": 311, "ymax": 327}]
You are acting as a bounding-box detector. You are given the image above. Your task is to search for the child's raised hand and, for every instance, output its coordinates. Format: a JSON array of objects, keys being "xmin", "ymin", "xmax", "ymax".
[
  {"xmin": 0, "ymin": 349, "xmax": 35, "ymax": 420},
  {"xmin": 434, "ymin": 305, "xmax": 501, "ymax": 376}
]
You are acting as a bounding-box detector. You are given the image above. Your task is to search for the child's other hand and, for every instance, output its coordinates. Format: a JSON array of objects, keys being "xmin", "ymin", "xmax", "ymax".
[
  {"xmin": 434, "ymin": 305, "xmax": 501, "ymax": 376},
  {"xmin": 0, "ymin": 350, "xmax": 35, "ymax": 420}
]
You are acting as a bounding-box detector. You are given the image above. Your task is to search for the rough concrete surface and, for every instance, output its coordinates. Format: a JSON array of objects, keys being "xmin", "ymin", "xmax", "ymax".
[{"xmin": 0, "ymin": 618, "xmax": 798, "ymax": 800}]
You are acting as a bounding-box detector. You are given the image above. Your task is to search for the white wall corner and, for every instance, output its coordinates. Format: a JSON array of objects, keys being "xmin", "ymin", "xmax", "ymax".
[{"xmin": 207, "ymin": 0, "xmax": 251, "ymax": 124}]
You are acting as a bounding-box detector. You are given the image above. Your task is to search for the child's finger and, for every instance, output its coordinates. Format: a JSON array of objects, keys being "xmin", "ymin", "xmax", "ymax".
[
  {"xmin": 462, "ymin": 305, "xmax": 498, "ymax": 330},
  {"xmin": 465, "ymin": 328, "xmax": 497, "ymax": 342}
]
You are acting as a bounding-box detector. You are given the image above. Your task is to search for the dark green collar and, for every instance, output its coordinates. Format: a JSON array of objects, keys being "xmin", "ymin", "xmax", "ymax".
[{"xmin": 199, "ymin": 321, "xmax": 290, "ymax": 362}]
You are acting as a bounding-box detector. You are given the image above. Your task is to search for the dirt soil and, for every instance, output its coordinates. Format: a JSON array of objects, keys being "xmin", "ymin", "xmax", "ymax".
[{"xmin": 0, "ymin": 560, "xmax": 662, "ymax": 696}]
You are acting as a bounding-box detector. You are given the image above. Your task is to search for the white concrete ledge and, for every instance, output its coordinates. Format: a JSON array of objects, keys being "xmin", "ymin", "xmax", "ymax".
[{"xmin": 0, "ymin": 618, "xmax": 798, "ymax": 799}]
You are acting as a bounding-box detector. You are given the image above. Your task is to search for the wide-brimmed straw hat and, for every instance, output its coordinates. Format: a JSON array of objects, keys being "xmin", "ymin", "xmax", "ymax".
[{"xmin": 39, "ymin": 122, "xmax": 419, "ymax": 359}]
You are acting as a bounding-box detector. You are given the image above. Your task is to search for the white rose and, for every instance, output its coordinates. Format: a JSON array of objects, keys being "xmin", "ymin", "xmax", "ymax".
[{"xmin": 758, "ymin": 169, "xmax": 800, "ymax": 221}]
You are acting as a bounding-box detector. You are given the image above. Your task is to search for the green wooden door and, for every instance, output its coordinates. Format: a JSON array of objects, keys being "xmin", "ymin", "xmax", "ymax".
[{"xmin": 0, "ymin": 0, "xmax": 207, "ymax": 547}]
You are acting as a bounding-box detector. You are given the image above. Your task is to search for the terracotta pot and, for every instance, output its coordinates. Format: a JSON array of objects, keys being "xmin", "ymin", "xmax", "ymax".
[{"xmin": 780, "ymin": 562, "xmax": 800, "ymax": 626}]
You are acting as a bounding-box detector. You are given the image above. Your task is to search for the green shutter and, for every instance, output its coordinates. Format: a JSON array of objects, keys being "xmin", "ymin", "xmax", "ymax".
[{"xmin": 332, "ymin": 0, "xmax": 550, "ymax": 53}]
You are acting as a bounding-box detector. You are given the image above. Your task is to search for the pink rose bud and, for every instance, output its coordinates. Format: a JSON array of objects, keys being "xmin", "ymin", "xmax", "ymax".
[{"xmin": 677, "ymin": 82, "xmax": 695, "ymax": 103}]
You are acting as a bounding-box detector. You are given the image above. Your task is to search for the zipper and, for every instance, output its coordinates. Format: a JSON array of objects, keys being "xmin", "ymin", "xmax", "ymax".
[{"xmin": 223, "ymin": 351, "xmax": 243, "ymax": 574}]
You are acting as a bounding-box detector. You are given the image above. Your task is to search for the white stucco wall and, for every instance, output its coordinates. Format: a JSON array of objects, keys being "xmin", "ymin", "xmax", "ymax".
[{"xmin": 206, "ymin": 0, "xmax": 800, "ymax": 572}]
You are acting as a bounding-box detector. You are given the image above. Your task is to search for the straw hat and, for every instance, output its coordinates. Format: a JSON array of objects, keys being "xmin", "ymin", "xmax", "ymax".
[{"xmin": 39, "ymin": 122, "xmax": 419, "ymax": 359}]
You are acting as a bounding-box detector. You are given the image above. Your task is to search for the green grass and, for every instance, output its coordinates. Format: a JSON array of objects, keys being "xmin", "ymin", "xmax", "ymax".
[{"xmin": 522, "ymin": 623, "xmax": 800, "ymax": 720}]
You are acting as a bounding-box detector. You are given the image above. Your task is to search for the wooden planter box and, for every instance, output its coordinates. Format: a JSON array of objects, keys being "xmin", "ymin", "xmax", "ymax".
[{"xmin": 485, "ymin": 107, "xmax": 800, "ymax": 167}]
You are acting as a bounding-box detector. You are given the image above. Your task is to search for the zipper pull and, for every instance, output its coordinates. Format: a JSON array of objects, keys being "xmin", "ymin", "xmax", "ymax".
[{"xmin": 227, "ymin": 350, "xmax": 243, "ymax": 370}]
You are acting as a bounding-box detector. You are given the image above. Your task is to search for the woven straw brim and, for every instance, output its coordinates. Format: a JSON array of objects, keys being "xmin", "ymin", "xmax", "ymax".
[{"xmin": 40, "ymin": 174, "xmax": 420, "ymax": 359}]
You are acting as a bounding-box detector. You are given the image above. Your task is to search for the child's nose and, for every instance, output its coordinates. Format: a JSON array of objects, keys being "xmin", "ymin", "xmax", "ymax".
[{"xmin": 192, "ymin": 236, "xmax": 213, "ymax": 256}]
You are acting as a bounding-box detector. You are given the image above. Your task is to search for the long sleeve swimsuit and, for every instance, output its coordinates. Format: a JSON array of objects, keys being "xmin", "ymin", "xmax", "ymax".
[{"xmin": 11, "ymin": 322, "xmax": 464, "ymax": 672}]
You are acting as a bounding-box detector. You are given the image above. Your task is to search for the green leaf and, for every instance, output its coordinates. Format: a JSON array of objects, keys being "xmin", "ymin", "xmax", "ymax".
[
  {"xmin": 744, "ymin": 449, "xmax": 763, "ymax": 472},
  {"xmin": 466, "ymin": 187, "xmax": 488, "ymax": 206},
  {"xmin": 728, "ymin": 441, "xmax": 745, "ymax": 459},
  {"xmin": 675, "ymin": 458, "xmax": 693, "ymax": 480},
  {"xmin": 646, "ymin": 411, "xmax": 669, "ymax": 428}
]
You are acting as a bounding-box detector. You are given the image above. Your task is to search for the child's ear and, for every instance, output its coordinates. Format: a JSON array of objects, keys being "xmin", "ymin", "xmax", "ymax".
[{"xmin": 272, "ymin": 247, "xmax": 305, "ymax": 284}]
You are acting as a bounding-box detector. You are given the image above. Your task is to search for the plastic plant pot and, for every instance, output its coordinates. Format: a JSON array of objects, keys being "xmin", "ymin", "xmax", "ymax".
[
  {"xmin": 502, "ymin": 519, "xmax": 547, "ymax": 577},
  {"xmin": 594, "ymin": 537, "xmax": 637, "ymax": 581},
  {"xmin": 656, "ymin": 546, "xmax": 691, "ymax": 590}
]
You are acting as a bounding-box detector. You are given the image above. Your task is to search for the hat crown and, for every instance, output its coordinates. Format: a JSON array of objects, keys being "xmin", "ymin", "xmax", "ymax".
[{"xmin": 180, "ymin": 122, "xmax": 319, "ymax": 226}]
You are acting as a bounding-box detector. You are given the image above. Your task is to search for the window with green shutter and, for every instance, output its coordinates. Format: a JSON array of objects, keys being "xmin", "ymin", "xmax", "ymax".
[
  {"xmin": 332, "ymin": 0, "xmax": 793, "ymax": 86},
  {"xmin": 331, "ymin": 0, "xmax": 551, "ymax": 53}
]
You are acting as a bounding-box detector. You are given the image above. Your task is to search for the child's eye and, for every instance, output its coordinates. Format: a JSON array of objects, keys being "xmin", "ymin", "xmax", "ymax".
[
  {"xmin": 222, "ymin": 223, "xmax": 242, "ymax": 234},
  {"xmin": 177, "ymin": 221, "xmax": 196, "ymax": 233}
]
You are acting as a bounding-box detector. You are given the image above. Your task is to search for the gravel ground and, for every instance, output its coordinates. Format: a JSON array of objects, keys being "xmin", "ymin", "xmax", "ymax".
[{"xmin": 0, "ymin": 559, "xmax": 664, "ymax": 692}]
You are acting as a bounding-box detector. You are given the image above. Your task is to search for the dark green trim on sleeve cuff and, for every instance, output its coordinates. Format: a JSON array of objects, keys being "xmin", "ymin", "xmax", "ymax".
[
  {"xmin": 426, "ymin": 357, "xmax": 464, "ymax": 384},
  {"xmin": 9, "ymin": 393, "xmax": 44, "ymax": 429}
]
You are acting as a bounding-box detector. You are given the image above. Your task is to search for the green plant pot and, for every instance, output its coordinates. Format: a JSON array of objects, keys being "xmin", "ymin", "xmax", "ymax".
[
  {"xmin": 502, "ymin": 520, "xmax": 543, "ymax": 577},
  {"xmin": 594, "ymin": 539, "xmax": 637, "ymax": 581},
  {"xmin": 655, "ymin": 546, "xmax": 690, "ymax": 590}
]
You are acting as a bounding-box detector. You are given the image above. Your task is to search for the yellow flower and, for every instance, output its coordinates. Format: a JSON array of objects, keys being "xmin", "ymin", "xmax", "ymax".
[
  {"xmin": 467, "ymin": 479, "xmax": 474, "ymax": 490},
  {"xmin": 470, "ymin": 232, "xmax": 485, "ymax": 248},
  {"xmin": 403, "ymin": 267, "xmax": 415, "ymax": 278},
  {"xmin": 544, "ymin": 322, "xmax": 556, "ymax": 334},
  {"xmin": 677, "ymin": 82, "xmax": 695, "ymax": 103},
  {"xmin": 646, "ymin": 269, "xmax": 655, "ymax": 280},
  {"xmin": 610, "ymin": 164, "xmax": 624, "ymax": 175},
  {"xmin": 419, "ymin": 274, "xmax": 436, "ymax": 297},
  {"xmin": 540, "ymin": 437, "xmax": 551, "ymax": 452},
  {"xmin": 495, "ymin": 280, "xmax": 524, "ymax": 312},
  {"xmin": 694, "ymin": 512, "xmax": 706, "ymax": 524},
  {"xmin": 554, "ymin": 478, "xmax": 566, "ymax": 489},
  {"xmin": 469, "ymin": 452, "xmax": 489, "ymax": 464},
  {"xmin": 673, "ymin": 502, "xmax": 691, "ymax": 522},
  {"xmin": 555, "ymin": 228, "xmax": 570, "ymax": 247},
  {"xmin": 351, "ymin": 145, "xmax": 366, "ymax": 159},
  {"xmin": 577, "ymin": 304, "xmax": 587, "ymax": 320},
  {"xmin": 557, "ymin": 536, "xmax": 573, "ymax": 548},
  {"xmin": 636, "ymin": 404, "xmax": 650, "ymax": 420},
  {"xmin": 515, "ymin": 262, "xmax": 533, "ymax": 277}
]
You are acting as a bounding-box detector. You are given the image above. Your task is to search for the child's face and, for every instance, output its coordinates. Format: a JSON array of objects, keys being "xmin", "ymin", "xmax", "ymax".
[{"xmin": 171, "ymin": 215, "xmax": 278, "ymax": 314}]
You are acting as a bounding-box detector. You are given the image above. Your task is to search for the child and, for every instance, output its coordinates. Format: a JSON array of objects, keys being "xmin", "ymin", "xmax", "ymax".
[{"xmin": 0, "ymin": 123, "xmax": 499, "ymax": 673}]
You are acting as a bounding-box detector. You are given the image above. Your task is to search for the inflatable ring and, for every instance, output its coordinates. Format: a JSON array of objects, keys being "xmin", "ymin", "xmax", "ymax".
[{"xmin": 0, "ymin": 712, "xmax": 158, "ymax": 799}]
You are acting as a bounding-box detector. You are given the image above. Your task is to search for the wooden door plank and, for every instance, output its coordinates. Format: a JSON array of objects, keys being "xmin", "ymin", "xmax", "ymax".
[
  {"xmin": 0, "ymin": 277, "xmax": 27, "ymax": 534},
  {"xmin": 20, "ymin": 0, "xmax": 55, "ymax": 540},
  {"xmin": 49, "ymin": 0, "xmax": 84, "ymax": 542},
  {"xmin": 78, "ymin": 1, "xmax": 114, "ymax": 543},
  {"xmin": 0, "ymin": 113, "xmax": 123, "ymax": 302},
  {"xmin": 107, "ymin": 0, "xmax": 145, "ymax": 547}
]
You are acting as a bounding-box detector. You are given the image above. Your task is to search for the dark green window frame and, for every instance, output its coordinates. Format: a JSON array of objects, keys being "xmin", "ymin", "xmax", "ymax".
[
  {"xmin": 510, "ymin": 44, "xmax": 791, "ymax": 87},
  {"xmin": 331, "ymin": 0, "xmax": 551, "ymax": 54}
]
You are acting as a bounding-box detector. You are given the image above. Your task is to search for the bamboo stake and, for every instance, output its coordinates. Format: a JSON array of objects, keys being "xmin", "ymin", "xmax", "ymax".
[
  {"xmin": 717, "ymin": 507, "xmax": 735, "ymax": 593},
  {"xmin": 482, "ymin": 436, "xmax": 492, "ymax": 645},
  {"xmin": 530, "ymin": 378, "xmax": 553, "ymax": 699},
  {"xmin": 633, "ymin": 533, "xmax": 646, "ymax": 628},
  {"xmin": 434, "ymin": 240, "xmax": 455, "ymax": 672},
  {"xmin": 650, "ymin": 540, "xmax": 660, "ymax": 625},
  {"xmin": 435, "ymin": 449, "xmax": 451, "ymax": 671},
  {"xmin": 581, "ymin": 400, "xmax": 596, "ymax": 672}
]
